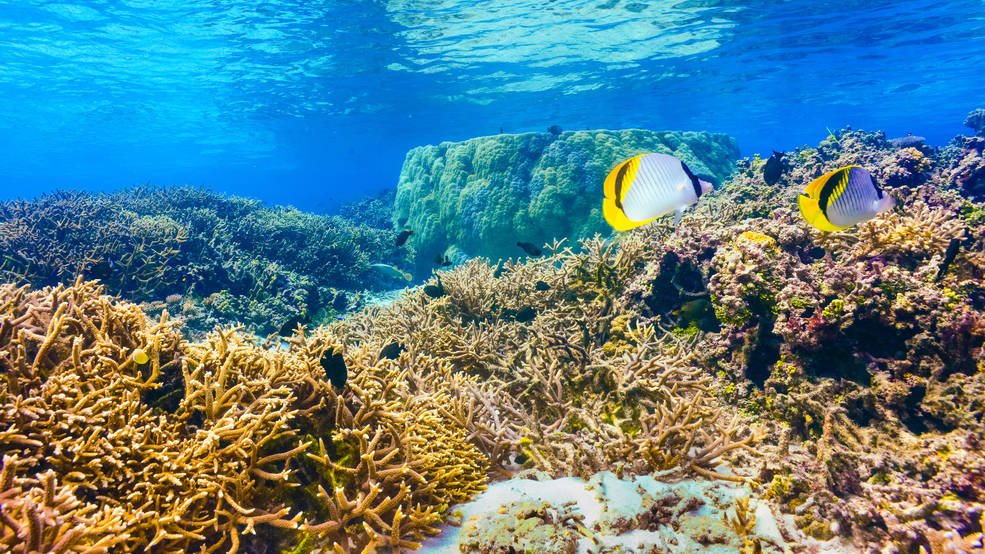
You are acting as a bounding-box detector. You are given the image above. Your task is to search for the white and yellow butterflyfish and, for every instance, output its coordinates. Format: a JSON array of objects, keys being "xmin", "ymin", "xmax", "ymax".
[
  {"xmin": 797, "ymin": 165, "xmax": 895, "ymax": 231},
  {"xmin": 603, "ymin": 153, "xmax": 713, "ymax": 231}
]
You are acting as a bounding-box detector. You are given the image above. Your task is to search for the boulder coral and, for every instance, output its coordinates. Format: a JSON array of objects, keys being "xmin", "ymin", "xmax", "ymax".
[{"xmin": 393, "ymin": 129, "xmax": 739, "ymax": 272}]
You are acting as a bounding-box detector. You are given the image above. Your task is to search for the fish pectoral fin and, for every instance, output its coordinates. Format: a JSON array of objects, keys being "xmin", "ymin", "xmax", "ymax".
[
  {"xmin": 797, "ymin": 194, "xmax": 845, "ymax": 232},
  {"xmin": 674, "ymin": 206, "xmax": 685, "ymax": 227}
]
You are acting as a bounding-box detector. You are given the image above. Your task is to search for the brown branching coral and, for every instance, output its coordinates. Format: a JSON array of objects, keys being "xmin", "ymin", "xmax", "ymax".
[
  {"xmin": 336, "ymin": 237, "xmax": 757, "ymax": 484},
  {"xmin": 0, "ymin": 278, "xmax": 491, "ymax": 552},
  {"xmin": 0, "ymin": 455, "xmax": 131, "ymax": 553}
]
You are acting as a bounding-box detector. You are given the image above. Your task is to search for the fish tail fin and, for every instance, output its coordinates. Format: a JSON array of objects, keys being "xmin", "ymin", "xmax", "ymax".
[{"xmin": 797, "ymin": 194, "xmax": 844, "ymax": 232}]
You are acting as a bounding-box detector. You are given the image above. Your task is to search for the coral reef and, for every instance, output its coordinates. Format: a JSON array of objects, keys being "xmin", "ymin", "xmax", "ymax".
[
  {"xmin": 393, "ymin": 129, "xmax": 739, "ymax": 272},
  {"xmin": 610, "ymin": 125, "xmax": 985, "ymax": 552},
  {"xmin": 0, "ymin": 186, "xmax": 406, "ymax": 336},
  {"xmin": 0, "ymin": 278, "xmax": 487, "ymax": 552},
  {"xmin": 335, "ymin": 237, "xmax": 756, "ymax": 483},
  {"xmin": 5, "ymin": 121, "xmax": 985, "ymax": 553}
]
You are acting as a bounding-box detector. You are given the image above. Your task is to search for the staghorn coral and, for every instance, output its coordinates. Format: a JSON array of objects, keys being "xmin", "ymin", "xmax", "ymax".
[
  {"xmin": 0, "ymin": 191, "xmax": 188, "ymax": 300},
  {"xmin": 335, "ymin": 236, "xmax": 757, "ymax": 484},
  {"xmin": 0, "ymin": 278, "xmax": 491, "ymax": 552},
  {"xmin": 0, "ymin": 455, "xmax": 131, "ymax": 553}
]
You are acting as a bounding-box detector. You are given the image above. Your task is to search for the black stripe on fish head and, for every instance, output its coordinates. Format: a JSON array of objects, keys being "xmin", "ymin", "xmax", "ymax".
[
  {"xmin": 613, "ymin": 160, "xmax": 631, "ymax": 211},
  {"xmin": 680, "ymin": 160, "xmax": 703, "ymax": 198}
]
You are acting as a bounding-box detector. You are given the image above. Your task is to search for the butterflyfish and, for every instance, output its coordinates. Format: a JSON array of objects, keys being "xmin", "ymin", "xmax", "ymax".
[
  {"xmin": 797, "ymin": 165, "xmax": 894, "ymax": 231},
  {"xmin": 603, "ymin": 153, "xmax": 713, "ymax": 231}
]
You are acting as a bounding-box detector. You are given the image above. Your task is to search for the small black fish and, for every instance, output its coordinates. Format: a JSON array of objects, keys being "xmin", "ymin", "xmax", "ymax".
[
  {"xmin": 547, "ymin": 125, "xmax": 563, "ymax": 136},
  {"xmin": 535, "ymin": 280, "xmax": 550, "ymax": 291},
  {"xmin": 424, "ymin": 276, "xmax": 445, "ymax": 299},
  {"xmin": 934, "ymin": 238, "xmax": 962, "ymax": 283},
  {"xmin": 763, "ymin": 151, "xmax": 784, "ymax": 186},
  {"xmin": 516, "ymin": 242, "xmax": 542, "ymax": 256},
  {"xmin": 320, "ymin": 349, "xmax": 348, "ymax": 388},
  {"xmin": 395, "ymin": 228, "xmax": 414, "ymax": 247},
  {"xmin": 434, "ymin": 254, "xmax": 452, "ymax": 267},
  {"xmin": 379, "ymin": 341, "xmax": 405, "ymax": 360},
  {"xmin": 278, "ymin": 316, "xmax": 302, "ymax": 336},
  {"xmin": 514, "ymin": 306, "xmax": 536, "ymax": 322}
]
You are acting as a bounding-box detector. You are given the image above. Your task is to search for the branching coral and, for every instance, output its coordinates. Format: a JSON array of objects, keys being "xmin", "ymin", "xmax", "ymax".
[
  {"xmin": 0, "ymin": 278, "xmax": 492, "ymax": 552},
  {"xmin": 336, "ymin": 237, "xmax": 757, "ymax": 484}
]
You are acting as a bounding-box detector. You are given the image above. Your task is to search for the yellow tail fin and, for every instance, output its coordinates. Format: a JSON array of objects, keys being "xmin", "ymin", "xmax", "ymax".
[{"xmin": 797, "ymin": 194, "xmax": 846, "ymax": 232}]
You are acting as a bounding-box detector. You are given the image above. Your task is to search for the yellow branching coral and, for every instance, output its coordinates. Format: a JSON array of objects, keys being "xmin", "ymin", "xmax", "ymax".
[
  {"xmin": 0, "ymin": 455, "xmax": 131, "ymax": 553},
  {"xmin": 337, "ymin": 238, "xmax": 757, "ymax": 483},
  {"xmin": 0, "ymin": 278, "xmax": 491, "ymax": 553}
]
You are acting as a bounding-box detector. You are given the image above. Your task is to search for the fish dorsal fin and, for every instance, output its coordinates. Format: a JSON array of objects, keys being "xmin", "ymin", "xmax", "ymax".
[{"xmin": 805, "ymin": 166, "xmax": 852, "ymax": 199}]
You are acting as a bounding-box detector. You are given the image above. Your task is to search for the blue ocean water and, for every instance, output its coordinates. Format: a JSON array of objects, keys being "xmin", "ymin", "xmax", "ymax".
[{"xmin": 0, "ymin": 0, "xmax": 982, "ymax": 210}]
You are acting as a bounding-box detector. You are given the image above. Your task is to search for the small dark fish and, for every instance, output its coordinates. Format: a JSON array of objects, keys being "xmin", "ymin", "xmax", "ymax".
[
  {"xmin": 424, "ymin": 276, "xmax": 445, "ymax": 299},
  {"xmin": 320, "ymin": 349, "xmax": 348, "ymax": 388},
  {"xmin": 934, "ymin": 238, "xmax": 962, "ymax": 283},
  {"xmin": 493, "ymin": 260, "xmax": 505, "ymax": 278},
  {"xmin": 434, "ymin": 254, "xmax": 452, "ymax": 267},
  {"xmin": 516, "ymin": 242, "xmax": 542, "ymax": 256},
  {"xmin": 547, "ymin": 125, "xmax": 563, "ymax": 136},
  {"xmin": 514, "ymin": 306, "xmax": 536, "ymax": 322},
  {"xmin": 379, "ymin": 341, "xmax": 405, "ymax": 360},
  {"xmin": 278, "ymin": 316, "xmax": 301, "ymax": 336},
  {"xmin": 535, "ymin": 280, "xmax": 550, "ymax": 291},
  {"xmin": 763, "ymin": 151, "xmax": 784, "ymax": 186},
  {"xmin": 396, "ymin": 228, "xmax": 414, "ymax": 247}
]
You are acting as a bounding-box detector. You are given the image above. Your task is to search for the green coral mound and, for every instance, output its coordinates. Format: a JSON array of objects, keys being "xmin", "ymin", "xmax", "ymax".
[{"xmin": 393, "ymin": 129, "xmax": 739, "ymax": 272}]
